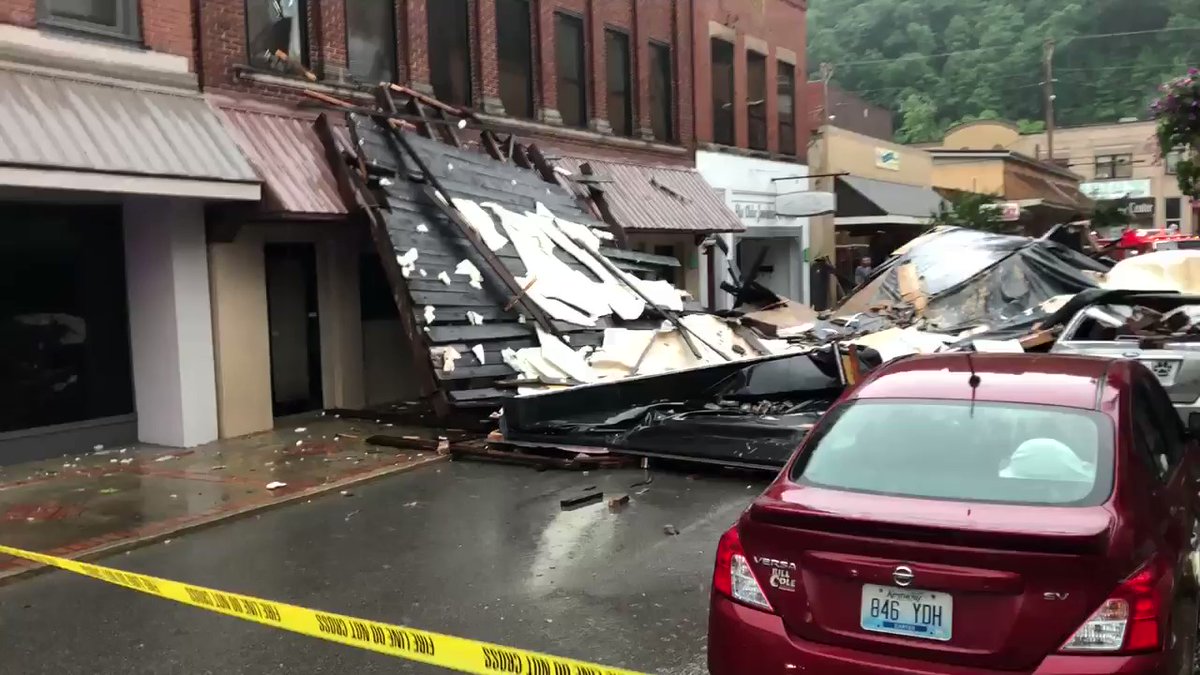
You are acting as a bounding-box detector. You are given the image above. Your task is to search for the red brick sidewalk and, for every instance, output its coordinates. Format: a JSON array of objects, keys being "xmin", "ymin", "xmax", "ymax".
[{"xmin": 0, "ymin": 415, "xmax": 446, "ymax": 581}]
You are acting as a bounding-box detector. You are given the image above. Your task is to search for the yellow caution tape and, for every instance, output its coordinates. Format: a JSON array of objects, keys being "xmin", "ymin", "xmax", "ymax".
[{"xmin": 0, "ymin": 544, "xmax": 648, "ymax": 675}]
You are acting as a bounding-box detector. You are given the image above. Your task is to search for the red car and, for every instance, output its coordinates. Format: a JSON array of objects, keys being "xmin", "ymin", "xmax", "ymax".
[{"xmin": 708, "ymin": 353, "xmax": 1200, "ymax": 674}]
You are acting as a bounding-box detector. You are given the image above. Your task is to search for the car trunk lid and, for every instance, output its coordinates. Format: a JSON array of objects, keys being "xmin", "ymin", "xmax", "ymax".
[{"xmin": 740, "ymin": 484, "xmax": 1119, "ymax": 670}]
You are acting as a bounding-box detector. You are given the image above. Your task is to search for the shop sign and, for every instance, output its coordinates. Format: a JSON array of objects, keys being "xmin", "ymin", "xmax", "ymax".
[
  {"xmin": 733, "ymin": 200, "xmax": 777, "ymax": 221},
  {"xmin": 875, "ymin": 148, "xmax": 901, "ymax": 172},
  {"xmin": 1081, "ymin": 179, "xmax": 1152, "ymax": 200},
  {"xmin": 982, "ymin": 202, "xmax": 1022, "ymax": 222}
]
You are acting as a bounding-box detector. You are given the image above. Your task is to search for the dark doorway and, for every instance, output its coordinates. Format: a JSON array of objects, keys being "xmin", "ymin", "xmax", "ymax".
[{"xmin": 265, "ymin": 243, "xmax": 323, "ymax": 417}]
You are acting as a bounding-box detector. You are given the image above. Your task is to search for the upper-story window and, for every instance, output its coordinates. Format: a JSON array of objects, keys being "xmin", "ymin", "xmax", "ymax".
[
  {"xmin": 1094, "ymin": 153, "xmax": 1133, "ymax": 180},
  {"xmin": 605, "ymin": 28, "xmax": 633, "ymax": 137},
  {"xmin": 496, "ymin": 0, "xmax": 534, "ymax": 119},
  {"xmin": 746, "ymin": 50, "xmax": 767, "ymax": 151},
  {"xmin": 555, "ymin": 12, "xmax": 587, "ymax": 128},
  {"xmin": 649, "ymin": 41, "xmax": 675, "ymax": 143},
  {"xmin": 246, "ymin": 0, "xmax": 308, "ymax": 69},
  {"xmin": 347, "ymin": 0, "xmax": 397, "ymax": 84},
  {"xmin": 711, "ymin": 38, "xmax": 735, "ymax": 146},
  {"xmin": 428, "ymin": 0, "xmax": 472, "ymax": 107},
  {"xmin": 1167, "ymin": 148, "xmax": 1186, "ymax": 175},
  {"xmin": 777, "ymin": 60, "xmax": 796, "ymax": 155},
  {"xmin": 38, "ymin": 0, "xmax": 140, "ymax": 42}
]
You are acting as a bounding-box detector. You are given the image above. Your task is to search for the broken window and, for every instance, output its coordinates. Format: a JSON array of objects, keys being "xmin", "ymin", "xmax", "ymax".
[
  {"xmin": 428, "ymin": 0, "xmax": 472, "ymax": 107},
  {"xmin": 246, "ymin": 0, "xmax": 308, "ymax": 69},
  {"xmin": 746, "ymin": 50, "xmax": 767, "ymax": 151},
  {"xmin": 605, "ymin": 28, "xmax": 633, "ymax": 137},
  {"xmin": 556, "ymin": 12, "xmax": 587, "ymax": 128},
  {"xmin": 346, "ymin": 0, "xmax": 397, "ymax": 84},
  {"xmin": 711, "ymin": 38, "xmax": 734, "ymax": 146},
  {"xmin": 38, "ymin": 0, "xmax": 139, "ymax": 41},
  {"xmin": 649, "ymin": 41, "xmax": 674, "ymax": 142},
  {"xmin": 496, "ymin": 0, "xmax": 534, "ymax": 119},
  {"xmin": 777, "ymin": 60, "xmax": 796, "ymax": 155},
  {"xmin": 1094, "ymin": 153, "xmax": 1133, "ymax": 180}
]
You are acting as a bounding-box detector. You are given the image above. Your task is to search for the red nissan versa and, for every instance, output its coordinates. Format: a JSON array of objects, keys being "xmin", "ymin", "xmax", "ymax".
[{"xmin": 708, "ymin": 353, "xmax": 1200, "ymax": 674}]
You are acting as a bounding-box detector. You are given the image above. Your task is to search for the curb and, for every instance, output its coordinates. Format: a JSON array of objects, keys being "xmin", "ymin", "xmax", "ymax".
[{"xmin": 0, "ymin": 454, "xmax": 448, "ymax": 586}]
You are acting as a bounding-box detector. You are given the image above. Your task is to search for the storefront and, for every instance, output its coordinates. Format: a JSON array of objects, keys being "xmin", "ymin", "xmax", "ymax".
[
  {"xmin": 0, "ymin": 52, "xmax": 260, "ymax": 462},
  {"xmin": 695, "ymin": 152, "xmax": 812, "ymax": 309},
  {"xmin": 1081, "ymin": 179, "xmax": 1156, "ymax": 238}
]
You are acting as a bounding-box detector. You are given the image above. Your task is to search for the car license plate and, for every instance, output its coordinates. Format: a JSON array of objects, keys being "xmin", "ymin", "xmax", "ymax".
[
  {"xmin": 860, "ymin": 584, "xmax": 952, "ymax": 641},
  {"xmin": 1143, "ymin": 359, "xmax": 1180, "ymax": 384}
]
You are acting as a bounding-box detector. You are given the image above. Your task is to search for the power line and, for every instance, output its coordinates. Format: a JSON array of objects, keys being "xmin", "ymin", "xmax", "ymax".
[{"xmin": 830, "ymin": 25, "xmax": 1200, "ymax": 68}]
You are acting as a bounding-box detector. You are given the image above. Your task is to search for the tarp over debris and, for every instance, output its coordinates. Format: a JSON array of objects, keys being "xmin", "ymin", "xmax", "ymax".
[
  {"xmin": 501, "ymin": 344, "xmax": 880, "ymax": 470},
  {"xmin": 835, "ymin": 226, "xmax": 1109, "ymax": 333}
]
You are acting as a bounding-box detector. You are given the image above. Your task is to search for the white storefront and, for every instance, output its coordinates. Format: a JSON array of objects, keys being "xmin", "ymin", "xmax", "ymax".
[{"xmin": 695, "ymin": 152, "xmax": 811, "ymax": 309}]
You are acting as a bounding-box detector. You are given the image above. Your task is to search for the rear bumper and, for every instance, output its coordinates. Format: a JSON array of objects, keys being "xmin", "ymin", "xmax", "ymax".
[{"xmin": 707, "ymin": 594, "xmax": 1169, "ymax": 675}]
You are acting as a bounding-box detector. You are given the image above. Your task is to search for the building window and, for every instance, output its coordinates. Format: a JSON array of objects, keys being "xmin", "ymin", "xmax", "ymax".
[
  {"xmin": 428, "ymin": 0, "xmax": 472, "ymax": 107},
  {"xmin": 555, "ymin": 12, "xmax": 587, "ymax": 128},
  {"xmin": 777, "ymin": 60, "xmax": 796, "ymax": 155},
  {"xmin": 605, "ymin": 29, "xmax": 633, "ymax": 137},
  {"xmin": 496, "ymin": 0, "xmax": 534, "ymax": 119},
  {"xmin": 649, "ymin": 41, "xmax": 674, "ymax": 142},
  {"xmin": 746, "ymin": 51, "xmax": 767, "ymax": 151},
  {"xmin": 711, "ymin": 38, "xmax": 735, "ymax": 146},
  {"xmin": 246, "ymin": 0, "xmax": 308, "ymax": 68},
  {"xmin": 1167, "ymin": 148, "xmax": 1186, "ymax": 175},
  {"xmin": 0, "ymin": 204, "xmax": 134, "ymax": 434},
  {"xmin": 1167, "ymin": 198, "xmax": 1183, "ymax": 230},
  {"xmin": 38, "ymin": 0, "xmax": 140, "ymax": 42},
  {"xmin": 346, "ymin": 0, "xmax": 397, "ymax": 84},
  {"xmin": 1094, "ymin": 153, "xmax": 1134, "ymax": 180}
]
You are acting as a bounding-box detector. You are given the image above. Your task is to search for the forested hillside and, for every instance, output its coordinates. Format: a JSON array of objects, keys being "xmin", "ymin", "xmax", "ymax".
[{"xmin": 807, "ymin": 0, "xmax": 1200, "ymax": 142}]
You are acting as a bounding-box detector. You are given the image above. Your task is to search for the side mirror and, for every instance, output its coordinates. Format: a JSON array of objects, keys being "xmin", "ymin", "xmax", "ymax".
[{"xmin": 1189, "ymin": 412, "xmax": 1200, "ymax": 440}]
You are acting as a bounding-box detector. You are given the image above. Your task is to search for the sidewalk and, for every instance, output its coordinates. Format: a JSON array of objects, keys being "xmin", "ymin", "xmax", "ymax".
[{"xmin": 0, "ymin": 414, "xmax": 447, "ymax": 581}]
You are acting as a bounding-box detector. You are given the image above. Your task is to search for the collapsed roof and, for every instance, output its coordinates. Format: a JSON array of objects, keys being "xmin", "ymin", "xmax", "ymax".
[{"xmin": 320, "ymin": 90, "xmax": 795, "ymax": 414}]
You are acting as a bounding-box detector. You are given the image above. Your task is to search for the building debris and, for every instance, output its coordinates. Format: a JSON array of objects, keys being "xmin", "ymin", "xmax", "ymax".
[{"xmin": 560, "ymin": 491, "xmax": 603, "ymax": 510}]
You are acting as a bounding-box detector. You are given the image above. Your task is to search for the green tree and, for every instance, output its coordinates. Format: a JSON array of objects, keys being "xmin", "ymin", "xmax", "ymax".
[
  {"xmin": 808, "ymin": 0, "xmax": 1200, "ymax": 141},
  {"xmin": 930, "ymin": 193, "xmax": 1006, "ymax": 233}
]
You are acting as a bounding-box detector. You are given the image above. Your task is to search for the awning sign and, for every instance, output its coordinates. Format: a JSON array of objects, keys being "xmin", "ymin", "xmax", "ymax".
[
  {"xmin": 875, "ymin": 148, "xmax": 901, "ymax": 171},
  {"xmin": 776, "ymin": 191, "xmax": 835, "ymax": 217}
]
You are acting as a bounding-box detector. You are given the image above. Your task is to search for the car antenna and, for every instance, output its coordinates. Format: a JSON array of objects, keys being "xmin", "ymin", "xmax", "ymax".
[{"xmin": 966, "ymin": 352, "xmax": 982, "ymax": 417}]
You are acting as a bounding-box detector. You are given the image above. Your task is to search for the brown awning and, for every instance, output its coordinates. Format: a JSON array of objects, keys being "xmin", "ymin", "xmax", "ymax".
[
  {"xmin": 1007, "ymin": 173, "xmax": 1091, "ymax": 211},
  {"xmin": 553, "ymin": 155, "xmax": 745, "ymax": 233},
  {"xmin": 209, "ymin": 94, "xmax": 350, "ymax": 216}
]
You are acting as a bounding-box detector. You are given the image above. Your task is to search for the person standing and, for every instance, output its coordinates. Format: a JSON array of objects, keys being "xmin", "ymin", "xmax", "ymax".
[{"xmin": 854, "ymin": 256, "xmax": 874, "ymax": 287}]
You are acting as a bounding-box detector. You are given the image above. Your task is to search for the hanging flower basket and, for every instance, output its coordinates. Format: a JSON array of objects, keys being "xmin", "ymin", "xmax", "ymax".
[{"xmin": 1151, "ymin": 68, "xmax": 1200, "ymax": 199}]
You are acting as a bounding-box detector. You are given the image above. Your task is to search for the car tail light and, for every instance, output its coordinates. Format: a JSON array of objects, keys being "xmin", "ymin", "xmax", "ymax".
[
  {"xmin": 713, "ymin": 526, "xmax": 773, "ymax": 612},
  {"xmin": 1060, "ymin": 560, "xmax": 1164, "ymax": 653}
]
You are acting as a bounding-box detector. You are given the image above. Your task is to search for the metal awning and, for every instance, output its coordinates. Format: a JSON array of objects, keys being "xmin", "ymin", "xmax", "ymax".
[
  {"xmin": 835, "ymin": 175, "xmax": 946, "ymax": 221},
  {"xmin": 0, "ymin": 67, "xmax": 260, "ymax": 200},
  {"xmin": 554, "ymin": 155, "xmax": 745, "ymax": 233},
  {"xmin": 210, "ymin": 94, "xmax": 352, "ymax": 216}
]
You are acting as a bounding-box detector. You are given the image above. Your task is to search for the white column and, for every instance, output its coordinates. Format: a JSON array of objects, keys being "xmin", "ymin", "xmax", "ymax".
[{"xmin": 123, "ymin": 197, "xmax": 219, "ymax": 447}]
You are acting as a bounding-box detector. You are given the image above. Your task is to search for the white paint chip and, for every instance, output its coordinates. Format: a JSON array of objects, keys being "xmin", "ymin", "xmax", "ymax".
[
  {"xmin": 466, "ymin": 311, "xmax": 484, "ymax": 326},
  {"xmin": 472, "ymin": 344, "xmax": 486, "ymax": 364},
  {"xmin": 416, "ymin": 223, "xmax": 430, "ymax": 233},
  {"xmin": 266, "ymin": 481, "xmax": 288, "ymax": 490},
  {"xmin": 419, "ymin": 268, "xmax": 428, "ymax": 277},
  {"xmin": 454, "ymin": 259, "xmax": 484, "ymax": 290},
  {"xmin": 438, "ymin": 271, "xmax": 453, "ymax": 285},
  {"xmin": 424, "ymin": 305, "xmax": 436, "ymax": 324}
]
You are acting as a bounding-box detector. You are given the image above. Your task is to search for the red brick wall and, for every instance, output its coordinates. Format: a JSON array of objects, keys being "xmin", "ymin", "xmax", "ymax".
[
  {"xmin": 692, "ymin": 0, "xmax": 808, "ymax": 159},
  {"xmin": 0, "ymin": 0, "xmax": 195, "ymax": 65},
  {"xmin": 0, "ymin": 0, "xmax": 35, "ymax": 27}
]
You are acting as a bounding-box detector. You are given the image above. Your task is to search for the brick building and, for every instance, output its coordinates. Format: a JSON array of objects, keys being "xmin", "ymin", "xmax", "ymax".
[{"xmin": 0, "ymin": 0, "xmax": 810, "ymax": 453}]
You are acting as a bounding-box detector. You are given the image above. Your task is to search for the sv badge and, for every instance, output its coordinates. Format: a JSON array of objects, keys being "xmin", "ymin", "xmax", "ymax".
[{"xmin": 1043, "ymin": 592, "xmax": 1070, "ymax": 601}]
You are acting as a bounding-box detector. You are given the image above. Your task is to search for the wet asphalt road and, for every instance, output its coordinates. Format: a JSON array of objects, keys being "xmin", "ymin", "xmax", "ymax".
[{"xmin": 0, "ymin": 460, "xmax": 766, "ymax": 674}]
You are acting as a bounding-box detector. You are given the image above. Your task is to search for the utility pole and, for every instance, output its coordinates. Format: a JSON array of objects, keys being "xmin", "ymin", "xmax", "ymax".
[
  {"xmin": 819, "ymin": 62, "xmax": 835, "ymax": 126},
  {"xmin": 1042, "ymin": 39, "xmax": 1057, "ymax": 161}
]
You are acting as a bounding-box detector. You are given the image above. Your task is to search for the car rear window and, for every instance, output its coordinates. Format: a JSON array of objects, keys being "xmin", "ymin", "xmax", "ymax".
[{"xmin": 791, "ymin": 400, "xmax": 1114, "ymax": 507}]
